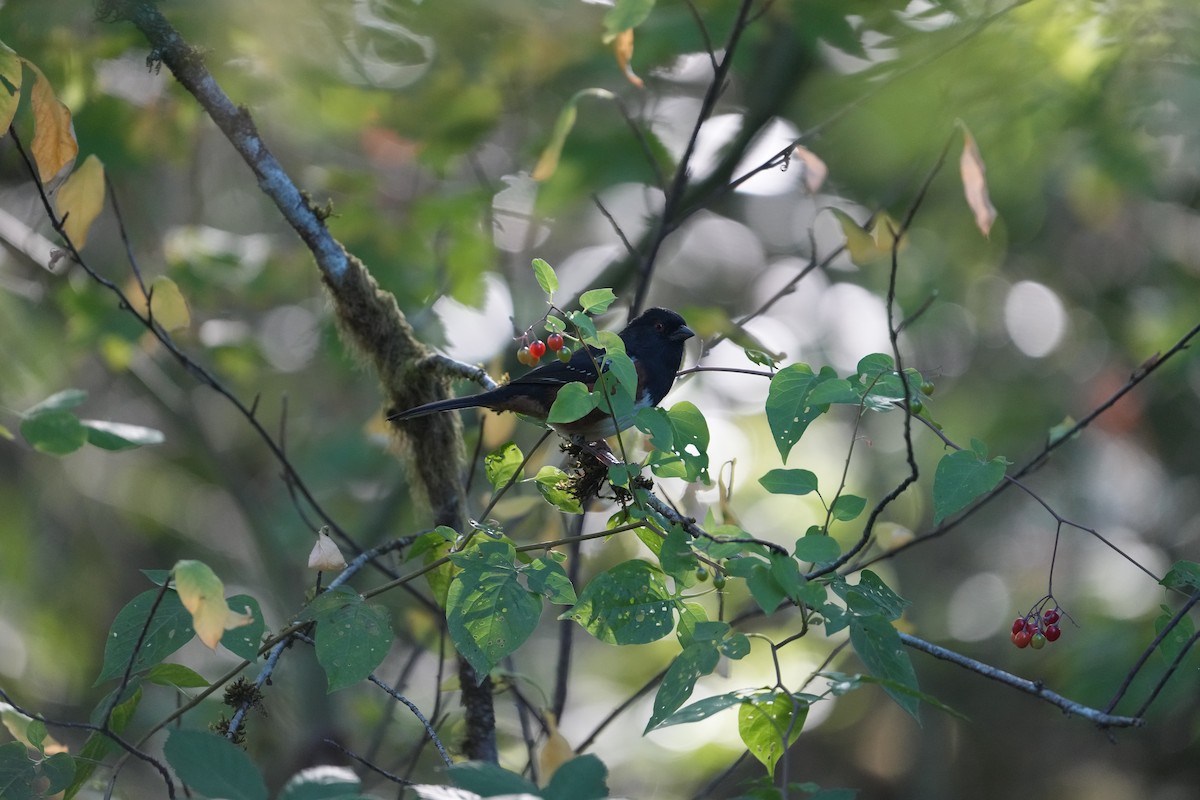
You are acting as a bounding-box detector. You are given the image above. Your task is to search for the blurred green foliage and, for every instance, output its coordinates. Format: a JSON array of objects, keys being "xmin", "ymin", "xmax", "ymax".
[{"xmin": 1, "ymin": 0, "xmax": 1199, "ymax": 798}]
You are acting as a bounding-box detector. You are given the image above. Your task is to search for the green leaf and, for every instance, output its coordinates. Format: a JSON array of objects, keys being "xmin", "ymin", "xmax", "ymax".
[
  {"xmin": 567, "ymin": 310, "xmax": 599, "ymax": 343},
  {"xmin": 806, "ymin": 378, "xmax": 860, "ymax": 406},
  {"xmin": 659, "ymin": 524, "xmax": 699, "ymax": 585},
  {"xmin": 484, "ymin": 442, "xmax": 524, "ymax": 491},
  {"xmin": 81, "ymin": 419, "xmax": 165, "ymax": 450},
  {"xmin": 765, "ymin": 364, "xmax": 829, "ymax": 463},
  {"xmin": 0, "ymin": 41, "xmax": 22, "ymax": 133},
  {"xmin": 646, "ymin": 642, "xmax": 721, "ymax": 732},
  {"xmin": 41, "ymin": 752, "xmax": 75, "ymax": 794},
  {"xmin": 546, "ymin": 381, "xmax": 597, "ymax": 424},
  {"xmin": 145, "ymin": 663, "xmax": 210, "ymax": 689},
  {"xmin": 278, "ymin": 765, "xmax": 363, "ymax": 800},
  {"xmin": 23, "ymin": 388, "xmax": 88, "ymax": 414},
  {"xmin": 531, "ymin": 465, "xmax": 584, "ymax": 514},
  {"xmin": 561, "ymin": 560, "xmax": 676, "ymax": 645},
  {"xmin": 220, "ymin": 594, "xmax": 265, "ymax": 661},
  {"xmin": 648, "ymin": 401, "xmax": 709, "ymax": 482},
  {"xmin": 759, "ymin": 468, "xmax": 819, "ymax": 496},
  {"xmin": 675, "ymin": 602, "xmax": 710, "ymax": 647},
  {"xmin": 1048, "ymin": 416, "xmax": 1078, "ymax": 446},
  {"xmin": 524, "ymin": 555, "xmax": 577, "ymax": 605},
  {"xmin": 830, "ymin": 494, "xmax": 866, "ymax": 522},
  {"xmin": 64, "ymin": 733, "xmax": 113, "ymax": 798},
  {"xmin": 848, "ymin": 615, "xmax": 920, "ymax": 721},
  {"xmin": 1154, "ymin": 604, "xmax": 1196, "ymax": 665},
  {"xmin": 834, "ymin": 571, "xmax": 909, "ymax": 620},
  {"xmin": 654, "ymin": 689, "xmax": 767, "ymax": 730},
  {"xmin": 932, "ymin": 448, "xmax": 1007, "ymax": 524},
  {"xmin": 794, "ymin": 534, "xmax": 841, "ymax": 564},
  {"xmin": 1160, "ymin": 560, "xmax": 1200, "ymax": 593},
  {"xmin": 308, "ymin": 591, "xmax": 393, "ymax": 692},
  {"xmin": 95, "ymin": 589, "xmax": 195, "ymax": 684},
  {"xmin": 739, "ymin": 691, "xmax": 807, "ymax": 776},
  {"xmin": 447, "ymin": 541, "xmax": 542, "ymax": 678},
  {"xmin": 543, "ymin": 754, "xmax": 609, "ymax": 800},
  {"xmin": 603, "ymin": 0, "xmax": 657, "ymax": 41},
  {"xmin": 532, "ymin": 89, "xmax": 615, "ymax": 181},
  {"xmin": 532, "ymin": 257, "xmax": 558, "ymax": 295},
  {"xmin": 0, "ymin": 741, "xmax": 37, "ymax": 800},
  {"xmin": 579, "ymin": 288, "xmax": 617, "ymax": 315},
  {"xmin": 634, "ymin": 406, "xmax": 673, "ymax": 450},
  {"xmin": 448, "ymin": 761, "xmax": 539, "ymax": 796},
  {"xmin": 164, "ymin": 728, "xmax": 267, "ymax": 800},
  {"xmin": 720, "ymin": 632, "xmax": 752, "ymax": 659},
  {"xmin": 20, "ymin": 409, "xmax": 87, "ymax": 455}
]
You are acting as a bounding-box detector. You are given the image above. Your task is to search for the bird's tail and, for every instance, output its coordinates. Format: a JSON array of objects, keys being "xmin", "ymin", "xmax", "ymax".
[{"xmin": 388, "ymin": 394, "xmax": 486, "ymax": 422}]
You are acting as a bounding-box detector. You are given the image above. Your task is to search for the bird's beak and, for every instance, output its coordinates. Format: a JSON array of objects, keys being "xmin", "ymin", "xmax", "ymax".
[{"xmin": 671, "ymin": 325, "xmax": 696, "ymax": 342}]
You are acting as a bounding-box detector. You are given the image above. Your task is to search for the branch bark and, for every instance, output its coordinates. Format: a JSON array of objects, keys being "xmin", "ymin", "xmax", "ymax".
[{"xmin": 98, "ymin": 0, "xmax": 497, "ymax": 761}]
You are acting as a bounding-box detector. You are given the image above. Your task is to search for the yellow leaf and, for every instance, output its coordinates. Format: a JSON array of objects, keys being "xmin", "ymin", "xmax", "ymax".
[
  {"xmin": 538, "ymin": 711, "xmax": 574, "ymax": 785},
  {"xmin": 829, "ymin": 208, "xmax": 880, "ymax": 266},
  {"xmin": 792, "ymin": 145, "xmax": 827, "ymax": 194},
  {"xmin": 959, "ymin": 123, "xmax": 997, "ymax": 237},
  {"xmin": 532, "ymin": 88, "xmax": 614, "ymax": 182},
  {"xmin": 55, "ymin": 154, "xmax": 105, "ymax": 248},
  {"xmin": 24, "ymin": 59, "xmax": 77, "ymax": 184},
  {"xmin": 174, "ymin": 559, "xmax": 252, "ymax": 649},
  {"xmin": 0, "ymin": 41, "xmax": 22, "ymax": 133},
  {"xmin": 613, "ymin": 29, "xmax": 644, "ymax": 89},
  {"xmin": 308, "ymin": 530, "xmax": 347, "ymax": 571},
  {"xmin": 148, "ymin": 275, "xmax": 191, "ymax": 331},
  {"xmin": 870, "ymin": 211, "xmax": 906, "ymax": 253}
]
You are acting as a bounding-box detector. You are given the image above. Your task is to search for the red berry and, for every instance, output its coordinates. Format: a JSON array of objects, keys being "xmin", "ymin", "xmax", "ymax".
[
  {"xmin": 1024, "ymin": 619, "xmax": 1038, "ymax": 635},
  {"xmin": 1013, "ymin": 630, "xmax": 1032, "ymax": 649},
  {"xmin": 1030, "ymin": 632, "xmax": 1047, "ymax": 650},
  {"xmin": 1043, "ymin": 609, "xmax": 1060, "ymax": 625},
  {"xmin": 547, "ymin": 333, "xmax": 564, "ymax": 352},
  {"xmin": 529, "ymin": 340, "xmax": 547, "ymax": 360},
  {"xmin": 1012, "ymin": 618, "xmax": 1026, "ymax": 635},
  {"xmin": 1044, "ymin": 624, "xmax": 1061, "ymax": 642}
]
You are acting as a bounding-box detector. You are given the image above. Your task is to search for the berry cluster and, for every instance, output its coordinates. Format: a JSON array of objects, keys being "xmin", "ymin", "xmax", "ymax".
[
  {"xmin": 517, "ymin": 332, "xmax": 570, "ymax": 366},
  {"xmin": 1010, "ymin": 607, "xmax": 1062, "ymax": 650}
]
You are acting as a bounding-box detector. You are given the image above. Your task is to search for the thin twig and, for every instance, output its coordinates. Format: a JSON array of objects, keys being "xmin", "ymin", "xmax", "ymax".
[{"xmin": 900, "ymin": 633, "xmax": 1143, "ymax": 728}]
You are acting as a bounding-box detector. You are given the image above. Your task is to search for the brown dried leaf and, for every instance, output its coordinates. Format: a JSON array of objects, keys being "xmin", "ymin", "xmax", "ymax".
[
  {"xmin": 25, "ymin": 59, "xmax": 77, "ymax": 183},
  {"xmin": 613, "ymin": 29, "xmax": 644, "ymax": 89},
  {"xmin": 792, "ymin": 145, "xmax": 828, "ymax": 193},
  {"xmin": 538, "ymin": 711, "xmax": 574, "ymax": 785},
  {"xmin": 959, "ymin": 124, "xmax": 997, "ymax": 237},
  {"xmin": 308, "ymin": 530, "xmax": 347, "ymax": 571},
  {"xmin": 55, "ymin": 155, "xmax": 105, "ymax": 248}
]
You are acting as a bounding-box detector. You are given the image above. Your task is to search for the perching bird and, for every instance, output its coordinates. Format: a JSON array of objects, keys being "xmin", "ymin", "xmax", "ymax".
[{"xmin": 389, "ymin": 307, "xmax": 694, "ymax": 442}]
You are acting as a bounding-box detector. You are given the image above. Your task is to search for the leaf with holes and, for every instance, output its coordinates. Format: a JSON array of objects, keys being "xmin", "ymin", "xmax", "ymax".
[
  {"xmin": 95, "ymin": 588, "xmax": 194, "ymax": 684},
  {"xmin": 739, "ymin": 690, "xmax": 808, "ymax": 776},
  {"xmin": 484, "ymin": 442, "xmax": 524, "ymax": 491},
  {"xmin": 303, "ymin": 587, "xmax": 393, "ymax": 692},
  {"xmin": 645, "ymin": 641, "xmax": 721, "ymax": 732},
  {"xmin": 447, "ymin": 540, "xmax": 542, "ymax": 679},
  {"xmin": 561, "ymin": 560, "xmax": 676, "ymax": 645},
  {"xmin": 848, "ymin": 615, "xmax": 920, "ymax": 722},
  {"xmin": 765, "ymin": 364, "xmax": 835, "ymax": 462}
]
